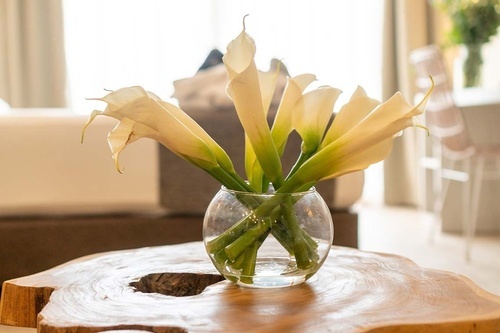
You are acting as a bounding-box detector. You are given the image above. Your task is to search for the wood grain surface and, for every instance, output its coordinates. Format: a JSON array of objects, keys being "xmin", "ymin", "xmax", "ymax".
[{"xmin": 1, "ymin": 242, "xmax": 500, "ymax": 333}]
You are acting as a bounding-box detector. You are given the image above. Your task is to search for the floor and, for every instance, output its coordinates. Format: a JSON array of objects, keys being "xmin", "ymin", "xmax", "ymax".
[{"xmin": 355, "ymin": 199, "xmax": 500, "ymax": 296}]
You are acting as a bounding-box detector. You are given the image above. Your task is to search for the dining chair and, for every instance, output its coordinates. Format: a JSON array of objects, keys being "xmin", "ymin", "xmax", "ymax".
[{"xmin": 409, "ymin": 44, "xmax": 500, "ymax": 260}]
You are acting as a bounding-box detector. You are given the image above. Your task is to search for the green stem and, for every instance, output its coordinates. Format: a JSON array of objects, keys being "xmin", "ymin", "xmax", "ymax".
[
  {"xmin": 285, "ymin": 151, "xmax": 314, "ymax": 182},
  {"xmin": 206, "ymin": 179, "xmax": 322, "ymax": 281},
  {"xmin": 279, "ymin": 195, "xmax": 315, "ymax": 269},
  {"xmin": 206, "ymin": 215, "xmax": 254, "ymax": 254},
  {"xmin": 207, "ymin": 182, "xmax": 319, "ymax": 257},
  {"xmin": 206, "ymin": 203, "xmax": 282, "ymax": 254},
  {"xmin": 239, "ymin": 230, "xmax": 270, "ymax": 285},
  {"xmin": 207, "ymin": 166, "xmax": 255, "ymax": 192},
  {"xmin": 227, "ymin": 170, "xmax": 256, "ymax": 192},
  {"xmin": 225, "ymin": 218, "xmax": 271, "ymax": 261}
]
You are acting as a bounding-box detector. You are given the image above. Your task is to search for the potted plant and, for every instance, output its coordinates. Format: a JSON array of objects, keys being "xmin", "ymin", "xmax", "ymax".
[{"xmin": 432, "ymin": 0, "xmax": 500, "ymax": 87}]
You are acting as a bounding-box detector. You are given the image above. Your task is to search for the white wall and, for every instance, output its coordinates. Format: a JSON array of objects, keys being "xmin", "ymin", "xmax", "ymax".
[
  {"xmin": 482, "ymin": 34, "xmax": 500, "ymax": 89},
  {"xmin": 451, "ymin": 34, "xmax": 500, "ymax": 90},
  {"xmin": 0, "ymin": 109, "xmax": 159, "ymax": 216}
]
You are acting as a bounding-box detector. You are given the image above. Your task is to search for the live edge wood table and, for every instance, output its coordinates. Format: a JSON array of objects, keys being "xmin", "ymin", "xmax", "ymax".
[{"xmin": 1, "ymin": 242, "xmax": 500, "ymax": 333}]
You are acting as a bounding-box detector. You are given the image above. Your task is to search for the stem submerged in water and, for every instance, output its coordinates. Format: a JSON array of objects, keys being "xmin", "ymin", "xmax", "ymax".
[{"xmin": 205, "ymin": 189, "xmax": 321, "ymax": 284}]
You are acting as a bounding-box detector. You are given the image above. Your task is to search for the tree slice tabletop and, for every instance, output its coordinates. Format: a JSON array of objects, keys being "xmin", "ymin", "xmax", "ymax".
[{"xmin": 1, "ymin": 242, "xmax": 499, "ymax": 333}]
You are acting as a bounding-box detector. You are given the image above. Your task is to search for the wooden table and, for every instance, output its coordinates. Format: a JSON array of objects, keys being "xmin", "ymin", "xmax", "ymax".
[{"xmin": 1, "ymin": 242, "xmax": 500, "ymax": 333}]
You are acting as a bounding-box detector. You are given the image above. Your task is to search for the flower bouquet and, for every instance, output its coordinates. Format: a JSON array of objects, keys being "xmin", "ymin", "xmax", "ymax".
[{"xmin": 83, "ymin": 20, "xmax": 432, "ymax": 287}]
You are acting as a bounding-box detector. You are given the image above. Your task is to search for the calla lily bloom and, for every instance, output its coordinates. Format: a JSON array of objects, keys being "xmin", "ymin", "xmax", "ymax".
[
  {"xmin": 271, "ymin": 74, "xmax": 317, "ymax": 155},
  {"xmin": 223, "ymin": 25, "xmax": 284, "ymax": 187},
  {"xmin": 279, "ymin": 84, "xmax": 433, "ymax": 193},
  {"xmin": 244, "ymin": 66, "xmax": 283, "ymax": 191},
  {"xmin": 245, "ymin": 72, "xmax": 320, "ymax": 190},
  {"xmin": 293, "ymin": 85, "xmax": 342, "ymax": 154},
  {"xmin": 82, "ymin": 86, "xmax": 248, "ymax": 190},
  {"xmin": 320, "ymin": 86, "xmax": 381, "ymax": 149}
]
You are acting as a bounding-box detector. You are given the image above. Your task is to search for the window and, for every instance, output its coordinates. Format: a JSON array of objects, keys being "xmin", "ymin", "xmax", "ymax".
[{"xmin": 63, "ymin": 0, "xmax": 384, "ymax": 113}]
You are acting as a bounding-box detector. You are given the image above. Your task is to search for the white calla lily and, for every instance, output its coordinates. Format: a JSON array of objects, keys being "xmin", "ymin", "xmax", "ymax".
[
  {"xmin": 244, "ymin": 65, "xmax": 311, "ymax": 191},
  {"xmin": 271, "ymin": 74, "xmax": 316, "ymax": 155},
  {"xmin": 320, "ymin": 86, "xmax": 381, "ymax": 149},
  {"xmin": 293, "ymin": 85, "xmax": 342, "ymax": 154},
  {"xmin": 223, "ymin": 25, "xmax": 284, "ymax": 187},
  {"xmin": 82, "ymin": 86, "xmax": 250, "ymax": 189},
  {"xmin": 279, "ymin": 84, "xmax": 433, "ymax": 192},
  {"xmin": 244, "ymin": 66, "xmax": 283, "ymax": 191}
]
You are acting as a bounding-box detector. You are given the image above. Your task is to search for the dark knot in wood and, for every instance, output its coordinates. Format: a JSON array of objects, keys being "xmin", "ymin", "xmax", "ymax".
[{"xmin": 130, "ymin": 272, "xmax": 225, "ymax": 297}]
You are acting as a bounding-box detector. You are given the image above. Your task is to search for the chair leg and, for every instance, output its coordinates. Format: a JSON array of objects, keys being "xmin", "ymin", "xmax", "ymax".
[
  {"xmin": 466, "ymin": 155, "xmax": 485, "ymax": 260},
  {"xmin": 433, "ymin": 159, "xmax": 455, "ymax": 238},
  {"xmin": 429, "ymin": 144, "xmax": 444, "ymax": 243},
  {"xmin": 430, "ymin": 168, "xmax": 443, "ymax": 243},
  {"xmin": 462, "ymin": 157, "xmax": 471, "ymax": 260}
]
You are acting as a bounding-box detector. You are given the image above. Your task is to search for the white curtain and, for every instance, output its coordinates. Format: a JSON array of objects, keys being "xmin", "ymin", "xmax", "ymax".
[
  {"xmin": 63, "ymin": 0, "xmax": 384, "ymax": 114},
  {"xmin": 382, "ymin": 0, "xmax": 435, "ymax": 206},
  {"xmin": 0, "ymin": 0, "xmax": 66, "ymax": 107}
]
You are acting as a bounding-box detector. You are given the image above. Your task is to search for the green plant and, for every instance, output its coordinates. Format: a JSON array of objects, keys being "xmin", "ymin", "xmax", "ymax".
[
  {"xmin": 434, "ymin": 0, "xmax": 500, "ymax": 45},
  {"xmin": 432, "ymin": 0, "xmax": 500, "ymax": 86}
]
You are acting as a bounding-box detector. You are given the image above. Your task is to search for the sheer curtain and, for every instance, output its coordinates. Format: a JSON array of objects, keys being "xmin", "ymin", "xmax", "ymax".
[
  {"xmin": 381, "ymin": 0, "xmax": 435, "ymax": 206},
  {"xmin": 63, "ymin": 0, "xmax": 384, "ymax": 114},
  {"xmin": 0, "ymin": 0, "xmax": 66, "ymax": 107}
]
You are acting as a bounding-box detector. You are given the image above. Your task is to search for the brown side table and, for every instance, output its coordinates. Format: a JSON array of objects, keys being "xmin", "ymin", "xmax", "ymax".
[{"xmin": 1, "ymin": 242, "xmax": 499, "ymax": 332}]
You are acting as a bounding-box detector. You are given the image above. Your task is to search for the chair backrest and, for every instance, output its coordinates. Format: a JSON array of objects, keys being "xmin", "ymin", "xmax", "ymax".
[{"xmin": 409, "ymin": 45, "xmax": 475, "ymax": 160}]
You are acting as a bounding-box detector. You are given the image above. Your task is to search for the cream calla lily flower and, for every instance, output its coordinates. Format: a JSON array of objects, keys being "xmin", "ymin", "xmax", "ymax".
[
  {"xmin": 258, "ymin": 67, "xmax": 281, "ymax": 115},
  {"xmin": 246, "ymin": 73, "xmax": 318, "ymax": 190},
  {"xmin": 244, "ymin": 66, "xmax": 283, "ymax": 190},
  {"xmin": 106, "ymin": 116, "xmax": 160, "ymax": 172},
  {"xmin": 293, "ymin": 85, "xmax": 342, "ymax": 154},
  {"xmin": 271, "ymin": 74, "xmax": 316, "ymax": 155},
  {"xmin": 223, "ymin": 26, "xmax": 284, "ymax": 187},
  {"xmin": 279, "ymin": 84, "xmax": 433, "ymax": 192},
  {"xmin": 320, "ymin": 86, "xmax": 381, "ymax": 149},
  {"xmin": 82, "ymin": 86, "xmax": 237, "ymax": 178}
]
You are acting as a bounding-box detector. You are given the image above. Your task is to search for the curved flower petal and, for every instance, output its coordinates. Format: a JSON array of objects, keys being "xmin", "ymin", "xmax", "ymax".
[
  {"xmin": 318, "ymin": 138, "xmax": 393, "ymax": 181},
  {"xmin": 94, "ymin": 86, "xmax": 159, "ymax": 130},
  {"xmin": 244, "ymin": 64, "xmax": 284, "ymax": 190},
  {"xmin": 153, "ymin": 98, "xmax": 236, "ymax": 174},
  {"xmin": 293, "ymin": 85, "xmax": 342, "ymax": 154},
  {"xmin": 281, "ymin": 85, "xmax": 432, "ymax": 191},
  {"xmin": 271, "ymin": 74, "xmax": 316, "ymax": 154},
  {"xmin": 107, "ymin": 117, "xmax": 159, "ymax": 173},
  {"xmin": 85, "ymin": 86, "xmax": 224, "ymax": 171},
  {"xmin": 223, "ymin": 26, "xmax": 283, "ymax": 186},
  {"xmin": 245, "ymin": 73, "xmax": 316, "ymax": 190},
  {"xmin": 320, "ymin": 86, "xmax": 380, "ymax": 149},
  {"xmin": 332, "ymin": 91, "xmax": 428, "ymax": 153},
  {"xmin": 258, "ymin": 66, "xmax": 281, "ymax": 116}
]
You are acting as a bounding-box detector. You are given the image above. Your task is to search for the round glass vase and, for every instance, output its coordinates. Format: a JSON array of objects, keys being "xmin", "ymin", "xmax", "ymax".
[{"xmin": 203, "ymin": 186, "xmax": 334, "ymax": 288}]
